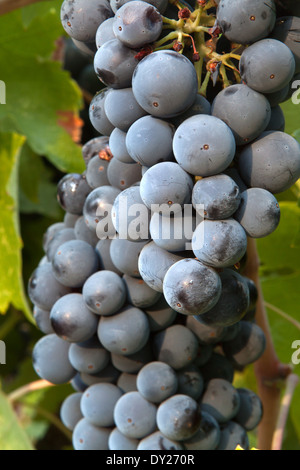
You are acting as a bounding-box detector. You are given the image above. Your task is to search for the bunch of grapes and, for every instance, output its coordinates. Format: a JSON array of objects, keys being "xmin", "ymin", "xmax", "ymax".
[{"xmin": 28, "ymin": 0, "xmax": 300, "ymax": 451}]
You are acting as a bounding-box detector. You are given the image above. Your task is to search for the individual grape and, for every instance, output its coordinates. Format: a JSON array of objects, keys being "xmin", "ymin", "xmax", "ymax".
[
  {"xmin": 98, "ymin": 305, "xmax": 150, "ymax": 355},
  {"xmin": 104, "ymin": 88, "xmax": 147, "ymax": 132},
  {"xmin": 234, "ymin": 188, "xmax": 280, "ymax": 238},
  {"xmin": 111, "ymin": 341, "xmax": 154, "ymax": 373},
  {"xmin": 70, "ymin": 374, "xmax": 88, "ymax": 392},
  {"xmin": 132, "ymin": 50, "xmax": 198, "ymax": 118},
  {"xmin": 144, "ymin": 296, "xmax": 177, "ymax": 332},
  {"xmin": 234, "ymin": 388, "xmax": 263, "ymax": 431},
  {"xmin": 193, "ymin": 344, "xmax": 213, "ymax": 369},
  {"xmin": 42, "ymin": 222, "xmax": 65, "ymax": 252},
  {"xmin": 94, "ymin": 39, "xmax": 139, "ymax": 89},
  {"xmin": 50, "ymin": 293, "xmax": 98, "ymax": 343},
  {"xmin": 60, "ymin": 393, "xmax": 83, "ymax": 431},
  {"xmin": 222, "ymin": 321, "xmax": 266, "ymax": 367},
  {"xmin": 186, "ymin": 316, "xmax": 226, "ymax": 345},
  {"xmin": 96, "ymin": 18, "xmax": 116, "ymax": 49},
  {"xmin": 221, "ymin": 323, "xmax": 241, "ymax": 343},
  {"xmin": 46, "ymin": 228, "xmax": 76, "ymax": 261},
  {"xmin": 238, "ymin": 131, "xmax": 300, "ymax": 194},
  {"xmin": 52, "ymin": 240, "xmax": 99, "ymax": 288},
  {"xmin": 33, "ymin": 306, "xmax": 54, "ymax": 335},
  {"xmin": 57, "ymin": 173, "xmax": 92, "ymax": 215},
  {"xmin": 61, "ymin": 0, "xmax": 113, "ymax": 42},
  {"xmin": 80, "ymin": 362, "xmax": 121, "ymax": 386},
  {"xmin": 244, "ymin": 278, "xmax": 258, "ymax": 312},
  {"xmin": 265, "ymin": 85, "xmax": 289, "ymax": 107},
  {"xmin": 114, "ymin": 391, "xmax": 157, "ymax": 439},
  {"xmin": 156, "ymin": 394, "xmax": 201, "ymax": 441},
  {"xmin": 108, "ymin": 428, "xmax": 139, "ymax": 450},
  {"xmin": 271, "ymin": 16, "xmax": 300, "ymax": 74},
  {"xmin": 123, "ymin": 274, "xmax": 161, "ymax": 309},
  {"xmin": 173, "ymin": 115, "xmax": 236, "ymax": 176},
  {"xmin": 95, "ymin": 238, "xmax": 122, "ymax": 275},
  {"xmin": 110, "ymin": 238, "xmax": 149, "ymax": 277},
  {"xmin": 200, "ymin": 353, "xmax": 235, "ymax": 385},
  {"xmin": 239, "ymin": 39, "xmax": 296, "ymax": 94},
  {"xmin": 74, "ymin": 216, "xmax": 99, "ymax": 247},
  {"xmin": 82, "ymin": 270, "xmax": 126, "ymax": 316},
  {"xmin": 107, "ymin": 157, "xmax": 142, "ymax": 190},
  {"xmin": 153, "ymin": 324, "xmax": 199, "ymax": 370},
  {"xmin": 111, "ymin": 186, "xmax": 151, "ymax": 242},
  {"xmin": 192, "ymin": 219, "xmax": 247, "ymax": 269},
  {"xmin": 113, "ymin": 1, "xmax": 163, "ymax": 49},
  {"xmin": 138, "ymin": 432, "xmax": 184, "ymax": 450},
  {"xmin": 68, "ymin": 337, "xmax": 110, "ymax": 374},
  {"xmin": 28, "ymin": 263, "xmax": 72, "ymax": 311},
  {"xmin": 72, "ymin": 418, "xmax": 111, "ymax": 450},
  {"xmin": 216, "ymin": 421, "xmax": 249, "ymax": 450},
  {"xmin": 83, "ymin": 185, "xmax": 121, "ymax": 237},
  {"xmin": 183, "ymin": 411, "xmax": 220, "ymax": 450},
  {"xmin": 265, "ymin": 104, "xmax": 285, "ymax": 132},
  {"xmin": 82, "ymin": 136, "xmax": 110, "ymax": 167},
  {"xmin": 201, "ymin": 378, "xmax": 240, "ymax": 424},
  {"xmin": 211, "ymin": 84, "xmax": 271, "ymax": 145},
  {"xmin": 140, "ymin": 162, "xmax": 193, "ymax": 214},
  {"xmin": 89, "ymin": 89, "xmax": 115, "ymax": 136},
  {"xmin": 136, "ymin": 361, "xmax": 178, "ymax": 403},
  {"xmin": 126, "ymin": 116, "xmax": 175, "ymax": 167},
  {"xmin": 111, "ymin": 0, "xmax": 169, "ymax": 14},
  {"xmin": 195, "ymin": 269, "xmax": 250, "ymax": 328},
  {"xmin": 86, "ymin": 154, "xmax": 111, "ymax": 189},
  {"xmin": 64, "ymin": 213, "xmax": 80, "ymax": 228},
  {"xmin": 109, "ymin": 128, "xmax": 135, "ymax": 164},
  {"xmin": 150, "ymin": 211, "xmax": 196, "ymax": 253},
  {"xmin": 117, "ymin": 373, "xmax": 138, "ymax": 393},
  {"xmin": 163, "ymin": 258, "xmax": 222, "ymax": 316},
  {"xmin": 216, "ymin": 0, "xmax": 276, "ymax": 45},
  {"xmin": 32, "ymin": 334, "xmax": 76, "ymax": 385},
  {"xmin": 192, "ymin": 174, "xmax": 241, "ymax": 220},
  {"xmin": 138, "ymin": 241, "xmax": 184, "ymax": 292},
  {"xmin": 171, "ymin": 94, "xmax": 212, "ymax": 127},
  {"xmin": 80, "ymin": 383, "xmax": 123, "ymax": 427},
  {"xmin": 176, "ymin": 365, "xmax": 204, "ymax": 400}
]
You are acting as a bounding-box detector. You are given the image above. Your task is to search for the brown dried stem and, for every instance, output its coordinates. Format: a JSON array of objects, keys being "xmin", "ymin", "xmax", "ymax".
[{"xmin": 243, "ymin": 238, "xmax": 292, "ymax": 450}]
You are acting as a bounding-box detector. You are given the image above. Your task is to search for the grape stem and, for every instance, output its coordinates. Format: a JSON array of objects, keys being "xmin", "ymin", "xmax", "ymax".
[
  {"xmin": 8, "ymin": 379, "xmax": 54, "ymax": 403},
  {"xmin": 243, "ymin": 238, "xmax": 293, "ymax": 450},
  {"xmin": 0, "ymin": 0, "xmax": 50, "ymax": 15},
  {"xmin": 271, "ymin": 374, "xmax": 300, "ymax": 450}
]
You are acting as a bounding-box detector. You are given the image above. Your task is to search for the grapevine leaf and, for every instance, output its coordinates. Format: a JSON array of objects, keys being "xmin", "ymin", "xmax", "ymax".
[
  {"xmin": 0, "ymin": 132, "xmax": 33, "ymax": 319},
  {"xmin": 0, "ymin": 7, "xmax": 85, "ymax": 174},
  {"xmin": 0, "ymin": 390, "xmax": 34, "ymax": 450}
]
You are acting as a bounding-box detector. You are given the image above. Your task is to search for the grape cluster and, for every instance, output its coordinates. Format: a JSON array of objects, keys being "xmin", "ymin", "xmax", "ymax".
[{"xmin": 29, "ymin": 0, "xmax": 300, "ymax": 451}]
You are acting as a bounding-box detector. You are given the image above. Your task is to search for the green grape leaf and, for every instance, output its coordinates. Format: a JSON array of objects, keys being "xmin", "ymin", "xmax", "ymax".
[
  {"xmin": 0, "ymin": 132, "xmax": 32, "ymax": 319},
  {"xmin": 0, "ymin": 6, "xmax": 85, "ymax": 174},
  {"xmin": 0, "ymin": 390, "xmax": 34, "ymax": 450}
]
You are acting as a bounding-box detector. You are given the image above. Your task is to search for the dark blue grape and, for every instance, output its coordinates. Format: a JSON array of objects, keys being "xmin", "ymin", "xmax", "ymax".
[
  {"xmin": 271, "ymin": 16, "xmax": 300, "ymax": 74},
  {"xmin": 96, "ymin": 18, "xmax": 116, "ymax": 49},
  {"xmin": 95, "ymin": 238, "xmax": 122, "ymax": 275},
  {"xmin": 72, "ymin": 418, "xmax": 111, "ymax": 450},
  {"xmin": 104, "ymin": 87, "xmax": 147, "ymax": 131},
  {"xmin": 60, "ymin": 393, "xmax": 83, "ymax": 431},
  {"xmin": 57, "ymin": 173, "xmax": 92, "ymax": 215},
  {"xmin": 144, "ymin": 296, "xmax": 177, "ymax": 332},
  {"xmin": 117, "ymin": 373, "xmax": 138, "ymax": 393},
  {"xmin": 132, "ymin": 50, "xmax": 198, "ymax": 118},
  {"xmin": 176, "ymin": 365, "xmax": 204, "ymax": 400},
  {"xmin": 83, "ymin": 185, "xmax": 121, "ymax": 237},
  {"xmin": 98, "ymin": 305, "xmax": 150, "ymax": 355},
  {"xmin": 156, "ymin": 394, "xmax": 201, "ymax": 441},
  {"xmin": 108, "ymin": 427, "xmax": 139, "ymax": 450},
  {"xmin": 114, "ymin": 391, "xmax": 157, "ymax": 439},
  {"xmin": 82, "ymin": 270, "xmax": 126, "ymax": 316},
  {"xmin": 183, "ymin": 411, "xmax": 220, "ymax": 450},
  {"xmin": 222, "ymin": 321, "xmax": 266, "ymax": 367},
  {"xmin": 265, "ymin": 105, "xmax": 285, "ymax": 132},
  {"xmin": 113, "ymin": 1, "xmax": 163, "ymax": 49},
  {"xmin": 138, "ymin": 432, "xmax": 184, "ymax": 450},
  {"xmin": 111, "ymin": 341, "xmax": 154, "ymax": 373},
  {"xmin": 200, "ymin": 378, "xmax": 240, "ymax": 424},
  {"xmin": 199, "ymin": 353, "xmax": 235, "ymax": 385},
  {"xmin": 89, "ymin": 89, "xmax": 115, "ymax": 136},
  {"xmin": 110, "ymin": 238, "xmax": 149, "ymax": 277},
  {"xmin": 74, "ymin": 216, "xmax": 99, "ymax": 247},
  {"xmin": 123, "ymin": 274, "xmax": 161, "ymax": 309},
  {"xmin": 173, "ymin": 115, "xmax": 236, "ymax": 176},
  {"xmin": 137, "ymin": 361, "xmax": 178, "ymax": 403},
  {"xmin": 216, "ymin": 421, "xmax": 249, "ymax": 450},
  {"xmin": 150, "ymin": 211, "xmax": 196, "ymax": 253},
  {"xmin": 80, "ymin": 383, "xmax": 123, "ymax": 427},
  {"xmin": 82, "ymin": 136, "xmax": 110, "ymax": 168},
  {"xmin": 32, "ymin": 334, "xmax": 76, "ymax": 384},
  {"xmin": 50, "ymin": 293, "xmax": 98, "ymax": 343},
  {"xmin": 109, "ymin": 128, "xmax": 135, "ymax": 164},
  {"xmin": 33, "ymin": 305, "xmax": 54, "ymax": 334},
  {"xmin": 107, "ymin": 157, "xmax": 142, "ymax": 190},
  {"xmin": 234, "ymin": 388, "xmax": 263, "ymax": 431},
  {"xmin": 68, "ymin": 337, "xmax": 110, "ymax": 374},
  {"xmin": 46, "ymin": 228, "xmax": 76, "ymax": 262}
]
